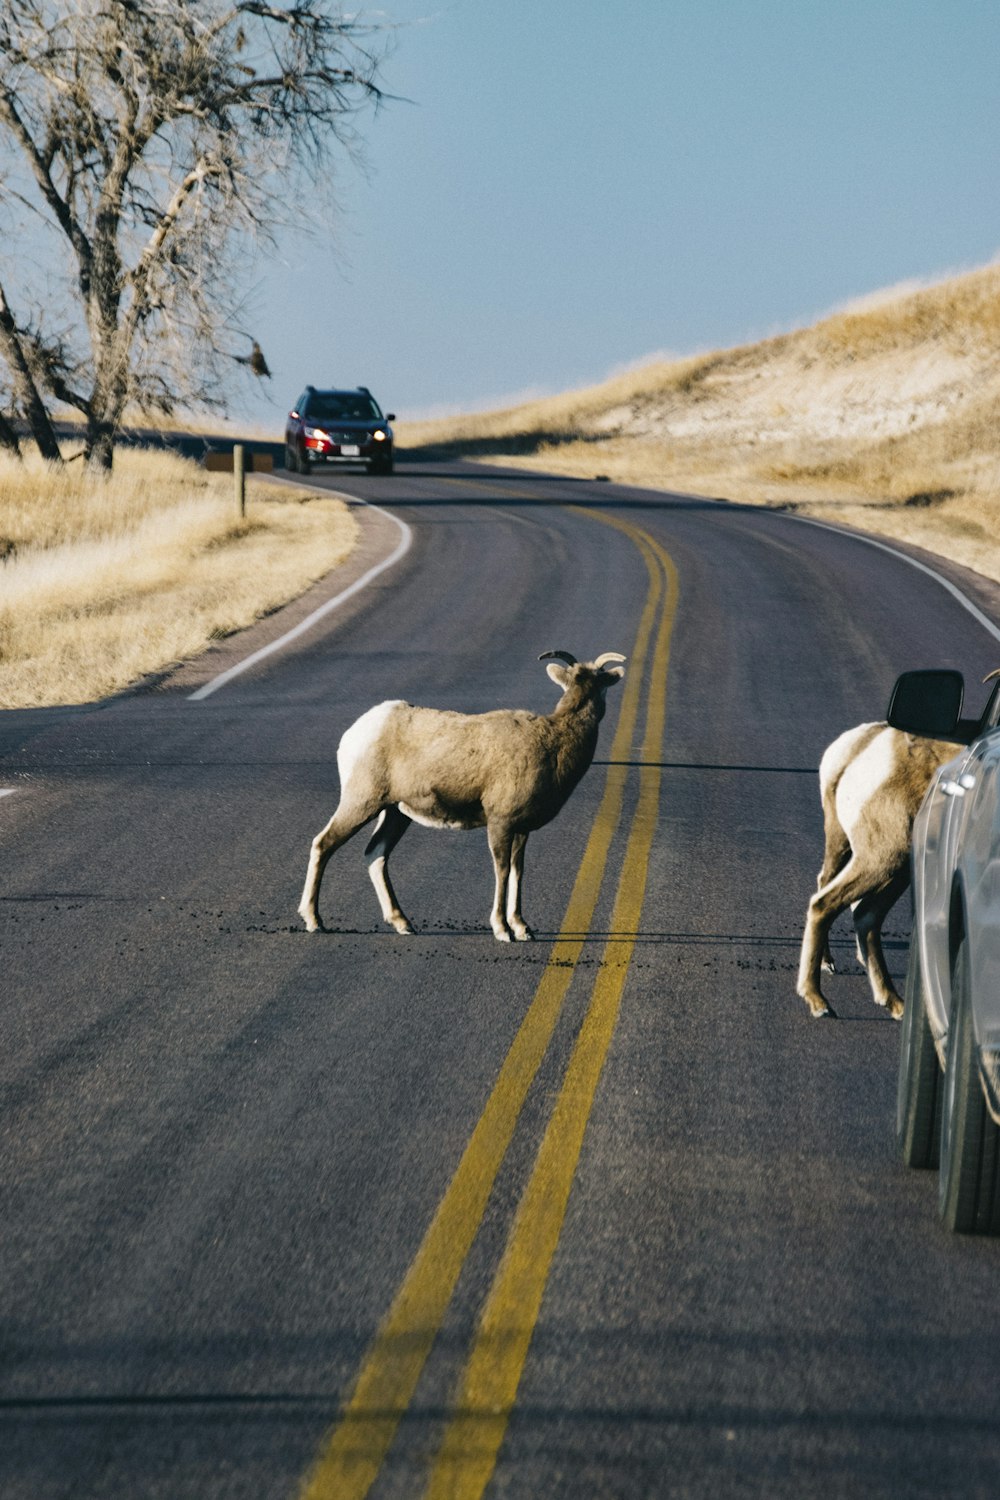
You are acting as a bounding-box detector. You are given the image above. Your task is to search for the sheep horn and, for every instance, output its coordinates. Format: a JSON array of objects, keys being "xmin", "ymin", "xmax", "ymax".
[
  {"xmin": 983, "ymin": 669, "xmax": 1000, "ymax": 683},
  {"xmin": 539, "ymin": 650, "xmax": 577, "ymax": 665},
  {"xmin": 593, "ymin": 652, "xmax": 626, "ymax": 667}
]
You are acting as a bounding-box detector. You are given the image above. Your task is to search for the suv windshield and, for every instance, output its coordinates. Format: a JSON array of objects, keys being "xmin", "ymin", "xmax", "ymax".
[{"xmin": 306, "ymin": 393, "xmax": 383, "ymax": 422}]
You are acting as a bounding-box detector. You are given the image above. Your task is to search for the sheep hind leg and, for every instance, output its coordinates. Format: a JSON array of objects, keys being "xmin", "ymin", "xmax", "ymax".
[
  {"xmin": 817, "ymin": 825, "xmax": 851, "ymax": 974},
  {"xmin": 364, "ymin": 806, "xmax": 415, "ymax": 935},
  {"xmin": 298, "ymin": 796, "xmax": 382, "ymax": 932},
  {"xmin": 506, "ymin": 833, "xmax": 533, "ymax": 942},
  {"xmin": 852, "ymin": 868, "xmax": 910, "ymax": 1019},
  {"xmin": 797, "ymin": 856, "xmax": 883, "ymax": 1019},
  {"xmin": 487, "ymin": 824, "xmax": 514, "ymax": 942}
]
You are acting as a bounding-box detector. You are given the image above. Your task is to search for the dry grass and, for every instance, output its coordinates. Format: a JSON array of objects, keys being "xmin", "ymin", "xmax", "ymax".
[
  {"xmin": 398, "ymin": 261, "xmax": 1000, "ymax": 585},
  {"xmin": 0, "ymin": 447, "xmax": 357, "ymax": 707}
]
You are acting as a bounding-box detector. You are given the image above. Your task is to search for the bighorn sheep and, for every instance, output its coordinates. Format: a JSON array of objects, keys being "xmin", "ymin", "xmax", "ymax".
[
  {"xmin": 298, "ymin": 650, "xmax": 626, "ymax": 941},
  {"xmin": 796, "ymin": 723, "xmax": 958, "ymax": 1019}
]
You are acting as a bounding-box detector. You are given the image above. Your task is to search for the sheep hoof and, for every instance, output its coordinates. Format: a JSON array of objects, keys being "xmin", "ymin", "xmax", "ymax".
[
  {"xmin": 511, "ymin": 926, "xmax": 534, "ymax": 942},
  {"xmin": 873, "ymin": 991, "xmax": 904, "ymax": 1018},
  {"xmin": 821, "ymin": 958, "xmax": 836, "ymax": 974},
  {"xmin": 801, "ymin": 991, "xmax": 837, "ymax": 1018},
  {"xmin": 492, "ymin": 926, "xmax": 513, "ymax": 943},
  {"xmin": 390, "ymin": 916, "xmax": 415, "ymax": 935},
  {"xmin": 299, "ymin": 908, "xmax": 321, "ymax": 932}
]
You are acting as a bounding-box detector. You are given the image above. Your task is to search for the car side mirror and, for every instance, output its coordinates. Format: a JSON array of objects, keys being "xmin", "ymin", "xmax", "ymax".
[
  {"xmin": 385, "ymin": 413, "xmax": 396, "ymax": 422},
  {"xmin": 289, "ymin": 410, "xmax": 299, "ymax": 420},
  {"xmin": 886, "ymin": 669, "xmax": 964, "ymax": 738}
]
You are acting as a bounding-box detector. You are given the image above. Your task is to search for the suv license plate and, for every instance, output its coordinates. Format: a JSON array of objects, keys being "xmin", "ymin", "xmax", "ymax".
[{"xmin": 340, "ymin": 444, "xmax": 360, "ymax": 457}]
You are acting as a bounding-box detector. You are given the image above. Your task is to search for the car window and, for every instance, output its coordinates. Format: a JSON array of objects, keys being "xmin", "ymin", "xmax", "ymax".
[
  {"xmin": 983, "ymin": 679, "xmax": 1000, "ymax": 732},
  {"xmin": 306, "ymin": 393, "xmax": 383, "ymax": 422}
]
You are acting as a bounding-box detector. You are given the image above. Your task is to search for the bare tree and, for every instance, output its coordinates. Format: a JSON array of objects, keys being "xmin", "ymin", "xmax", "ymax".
[{"xmin": 0, "ymin": 0, "xmax": 388, "ymax": 468}]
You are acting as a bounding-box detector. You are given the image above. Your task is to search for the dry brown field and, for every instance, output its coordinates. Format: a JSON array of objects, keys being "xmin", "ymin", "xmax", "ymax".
[{"xmin": 0, "ymin": 448, "xmax": 356, "ymax": 708}]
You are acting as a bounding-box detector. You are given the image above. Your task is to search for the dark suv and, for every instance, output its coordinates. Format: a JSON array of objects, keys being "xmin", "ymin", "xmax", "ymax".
[{"xmin": 285, "ymin": 386, "xmax": 395, "ymax": 475}]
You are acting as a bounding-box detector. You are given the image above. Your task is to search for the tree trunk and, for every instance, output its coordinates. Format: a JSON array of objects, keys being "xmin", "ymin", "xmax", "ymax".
[
  {"xmin": 84, "ymin": 417, "xmax": 116, "ymax": 471},
  {"xmin": 0, "ymin": 407, "xmax": 22, "ymax": 459},
  {"xmin": 0, "ymin": 282, "xmax": 62, "ymax": 463},
  {"xmin": 84, "ymin": 320, "xmax": 128, "ymax": 471}
]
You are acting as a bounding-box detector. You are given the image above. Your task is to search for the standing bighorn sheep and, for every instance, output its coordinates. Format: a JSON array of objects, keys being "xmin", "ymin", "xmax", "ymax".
[
  {"xmin": 298, "ymin": 650, "xmax": 625, "ymax": 940},
  {"xmin": 796, "ymin": 722, "xmax": 958, "ymax": 1019}
]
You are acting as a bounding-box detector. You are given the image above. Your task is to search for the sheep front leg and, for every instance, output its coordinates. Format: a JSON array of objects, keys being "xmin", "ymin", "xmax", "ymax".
[
  {"xmin": 487, "ymin": 824, "xmax": 514, "ymax": 941},
  {"xmin": 506, "ymin": 832, "xmax": 533, "ymax": 941}
]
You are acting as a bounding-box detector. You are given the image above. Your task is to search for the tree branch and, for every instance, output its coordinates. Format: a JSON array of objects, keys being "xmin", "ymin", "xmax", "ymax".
[
  {"xmin": 0, "ymin": 88, "xmax": 93, "ymax": 290},
  {"xmin": 0, "ymin": 279, "xmax": 63, "ymax": 460}
]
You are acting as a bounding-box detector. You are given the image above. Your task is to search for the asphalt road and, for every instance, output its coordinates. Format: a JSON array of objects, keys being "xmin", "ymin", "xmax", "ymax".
[{"xmin": 4, "ymin": 460, "xmax": 1000, "ymax": 1499}]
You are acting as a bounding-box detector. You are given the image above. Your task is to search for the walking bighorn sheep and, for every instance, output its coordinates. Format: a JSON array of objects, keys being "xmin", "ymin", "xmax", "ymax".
[
  {"xmin": 796, "ymin": 722, "xmax": 958, "ymax": 1019},
  {"xmin": 298, "ymin": 650, "xmax": 626, "ymax": 940}
]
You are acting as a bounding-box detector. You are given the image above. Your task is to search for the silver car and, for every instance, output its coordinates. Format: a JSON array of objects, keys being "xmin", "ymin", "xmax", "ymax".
[{"xmin": 895, "ymin": 668, "xmax": 1000, "ymax": 1233}]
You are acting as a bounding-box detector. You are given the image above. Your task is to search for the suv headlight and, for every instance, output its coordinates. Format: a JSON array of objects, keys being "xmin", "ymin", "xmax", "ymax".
[
  {"xmin": 304, "ymin": 425, "xmax": 328, "ymax": 440},
  {"xmin": 373, "ymin": 429, "xmax": 388, "ymax": 442}
]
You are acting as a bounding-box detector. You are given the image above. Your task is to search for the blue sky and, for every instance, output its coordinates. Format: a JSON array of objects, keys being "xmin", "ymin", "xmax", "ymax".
[{"xmin": 241, "ymin": 0, "xmax": 1000, "ymax": 428}]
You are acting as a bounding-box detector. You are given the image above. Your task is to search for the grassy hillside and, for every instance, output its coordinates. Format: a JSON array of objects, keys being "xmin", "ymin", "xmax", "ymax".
[{"xmin": 398, "ymin": 263, "xmax": 1000, "ymax": 586}]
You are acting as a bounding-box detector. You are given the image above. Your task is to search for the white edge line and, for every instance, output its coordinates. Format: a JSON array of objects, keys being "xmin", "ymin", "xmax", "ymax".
[
  {"xmin": 668, "ymin": 485, "xmax": 1000, "ymax": 648},
  {"xmin": 188, "ymin": 497, "xmax": 413, "ymax": 701},
  {"xmin": 0, "ymin": 788, "xmax": 15, "ymax": 798},
  {"xmin": 787, "ymin": 512, "xmax": 1000, "ymax": 648}
]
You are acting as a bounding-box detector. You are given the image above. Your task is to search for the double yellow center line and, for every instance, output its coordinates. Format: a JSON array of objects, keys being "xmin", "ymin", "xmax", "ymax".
[{"xmin": 300, "ymin": 502, "xmax": 679, "ymax": 1500}]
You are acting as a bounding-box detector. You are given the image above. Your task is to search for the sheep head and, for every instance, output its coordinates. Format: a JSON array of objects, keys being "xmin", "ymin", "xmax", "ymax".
[{"xmin": 539, "ymin": 649, "xmax": 626, "ymax": 698}]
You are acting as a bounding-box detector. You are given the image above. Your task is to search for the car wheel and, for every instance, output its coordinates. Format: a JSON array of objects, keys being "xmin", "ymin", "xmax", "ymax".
[
  {"xmin": 897, "ymin": 936, "xmax": 941, "ymax": 1168},
  {"xmin": 299, "ymin": 449, "xmax": 311, "ymax": 475},
  {"xmin": 367, "ymin": 457, "xmax": 394, "ymax": 475},
  {"xmin": 938, "ymin": 936, "xmax": 1000, "ymax": 1233},
  {"xmin": 285, "ymin": 444, "xmax": 298, "ymax": 473}
]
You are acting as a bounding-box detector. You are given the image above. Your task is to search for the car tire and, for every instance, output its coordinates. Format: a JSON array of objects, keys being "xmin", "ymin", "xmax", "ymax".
[
  {"xmin": 938, "ymin": 936, "xmax": 1000, "ymax": 1233},
  {"xmin": 285, "ymin": 444, "xmax": 298, "ymax": 473},
  {"xmin": 897, "ymin": 937, "xmax": 941, "ymax": 1168},
  {"xmin": 299, "ymin": 449, "xmax": 311, "ymax": 475},
  {"xmin": 368, "ymin": 457, "xmax": 394, "ymax": 475}
]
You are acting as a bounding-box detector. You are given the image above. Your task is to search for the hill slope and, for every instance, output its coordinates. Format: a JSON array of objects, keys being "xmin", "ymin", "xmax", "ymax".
[{"xmin": 399, "ymin": 263, "xmax": 1000, "ymax": 588}]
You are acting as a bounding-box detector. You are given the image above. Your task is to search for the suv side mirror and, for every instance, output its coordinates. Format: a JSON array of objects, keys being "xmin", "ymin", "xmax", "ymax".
[
  {"xmin": 385, "ymin": 413, "xmax": 396, "ymax": 422},
  {"xmin": 886, "ymin": 669, "xmax": 964, "ymax": 738}
]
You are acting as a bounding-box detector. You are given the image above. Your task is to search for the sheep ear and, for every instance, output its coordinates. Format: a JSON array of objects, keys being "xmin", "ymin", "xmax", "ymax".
[
  {"xmin": 546, "ymin": 661, "xmax": 572, "ymax": 688},
  {"xmin": 599, "ymin": 665, "xmax": 625, "ymax": 684}
]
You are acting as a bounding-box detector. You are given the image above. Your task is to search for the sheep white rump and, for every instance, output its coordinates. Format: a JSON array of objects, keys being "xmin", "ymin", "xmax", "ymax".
[{"xmin": 796, "ymin": 722, "xmax": 958, "ymax": 1019}]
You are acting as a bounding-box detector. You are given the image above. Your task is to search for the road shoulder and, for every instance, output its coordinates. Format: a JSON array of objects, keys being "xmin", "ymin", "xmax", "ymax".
[{"xmin": 149, "ymin": 480, "xmax": 410, "ymax": 698}]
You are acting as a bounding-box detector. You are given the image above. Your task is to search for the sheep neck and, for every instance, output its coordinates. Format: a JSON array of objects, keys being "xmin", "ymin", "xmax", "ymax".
[{"xmin": 547, "ymin": 686, "xmax": 603, "ymax": 780}]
